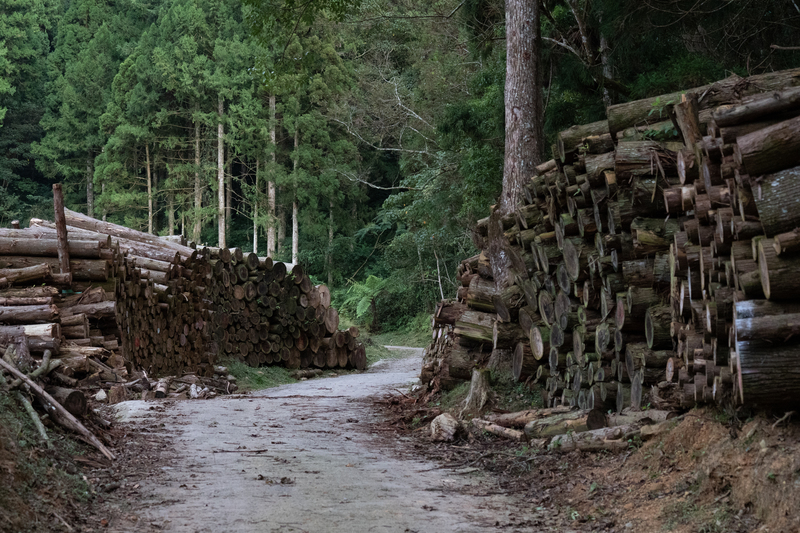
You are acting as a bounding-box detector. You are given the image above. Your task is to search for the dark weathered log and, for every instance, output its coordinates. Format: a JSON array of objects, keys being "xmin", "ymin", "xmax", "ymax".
[
  {"xmin": 449, "ymin": 311, "xmax": 492, "ymax": 348},
  {"xmin": 735, "ymin": 313, "xmax": 800, "ymax": 343},
  {"xmin": 0, "ymin": 304, "xmax": 58, "ymax": 324},
  {"xmin": 557, "ymin": 120, "xmax": 609, "ymax": 161},
  {"xmin": 606, "ymin": 68, "xmax": 800, "ymax": 137},
  {"xmin": 736, "ymin": 338, "xmax": 800, "ymax": 407},
  {"xmin": 773, "ymin": 228, "xmax": 800, "ymax": 256},
  {"xmin": 645, "ymin": 305, "xmax": 673, "ymax": 350},
  {"xmin": 548, "ymin": 425, "xmax": 637, "ymax": 453},
  {"xmin": 45, "ymin": 386, "xmax": 87, "ymax": 417},
  {"xmin": 736, "ymin": 116, "xmax": 800, "ymax": 176},
  {"xmin": 466, "ymin": 275, "xmax": 498, "ymax": 313},
  {"xmin": 52, "ymin": 184, "xmax": 72, "ymax": 281},
  {"xmin": 486, "ymin": 405, "xmax": 573, "ymax": 428},
  {"xmin": 471, "ymin": 418, "xmax": 526, "ymax": 441},
  {"xmin": 64, "ymin": 208, "xmax": 194, "ymax": 260},
  {"xmin": 512, "ymin": 341, "xmax": 539, "ymax": 382},
  {"xmin": 713, "ymin": 86, "xmax": 800, "ymax": 128},
  {"xmin": 758, "ymin": 238, "xmax": 800, "ymax": 300},
  {"xmin": 674, "ymin": 93, "xmax": 702, "ymax": 147},
  {"xmin": 0, "ymin": 256, "xmax": 108, "ymax": 282},
  {"xmin": 0, "ymin": 237, "xmax": 101, "ymax": 259},
  {"xmin": 614, "ymin": 141, "xmax": 676, "ymax": 181},
  {"xmin": 523, "ymin": 409, "xmax": 589, "ymax": 439},
  {"xmin": 751, "ymin": 165, "xmax": 800, "ymax": 237}
]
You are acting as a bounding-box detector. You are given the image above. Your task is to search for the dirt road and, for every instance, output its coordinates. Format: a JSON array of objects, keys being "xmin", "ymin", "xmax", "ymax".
[{"xmin": 108, "ymin": 349, "xmax": 558, "ymax": 533}]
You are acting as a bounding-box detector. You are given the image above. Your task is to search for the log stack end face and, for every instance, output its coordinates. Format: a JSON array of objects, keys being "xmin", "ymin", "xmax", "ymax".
[{"xmin": 425, "ymin": 68, "xmax": 800, "ymax": 412}]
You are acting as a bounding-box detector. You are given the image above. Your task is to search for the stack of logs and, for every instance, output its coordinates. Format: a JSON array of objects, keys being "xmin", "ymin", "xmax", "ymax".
[
  {"xmin": 1, "ymin": 207, "xmax": 365, "ymax": 379},
  {"xmin": 205, "ymin": 248, "xmax": 366, "ymax": 371},
  {"xmin": 422, "ymin": 66, "xmax": 800, "ymax": 411}
]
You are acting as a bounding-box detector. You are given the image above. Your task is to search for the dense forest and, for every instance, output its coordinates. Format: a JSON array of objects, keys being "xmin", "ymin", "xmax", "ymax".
[{"xmin": 1, "ymin": 0, "xmax": 799, "ymax": 330}]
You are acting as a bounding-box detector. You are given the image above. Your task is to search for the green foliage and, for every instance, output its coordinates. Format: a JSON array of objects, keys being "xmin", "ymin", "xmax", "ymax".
[{"xmin": 2, "ymin": 0, "xmax": 799, "ymax": 335}]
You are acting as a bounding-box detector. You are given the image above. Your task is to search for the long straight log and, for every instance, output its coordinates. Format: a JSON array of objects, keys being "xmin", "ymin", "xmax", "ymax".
[
  {"xmin": 0, "ymin": 256, "xmax": 108, "ymax": 282},
  {"xmin": 0, "ymin": 237, "xmax": 101, "ymax": 259},
  {"xmin": 64, "ymin": 208, "xmax": 195, "ymax": 260},
  {"xmin": 606, "ymin": 68, "xmax": 800, "ymax": 137},
  {"xmin": 736, "ymin": 116, "xmax": 800, "ymax": 176}
]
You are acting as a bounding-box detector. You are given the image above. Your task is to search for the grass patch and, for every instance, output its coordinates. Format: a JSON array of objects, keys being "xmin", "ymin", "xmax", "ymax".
[
  {"xmin": 364, "ymin": 340, "xmax": 395, "ymax": 366},
  {"xmin": 220, "ymin": 359, "xmax": 297, "ymax": 392},
  {"xmin": 661, "ymin": 500, "xmax": 732, "ymax": 532},
  {"xmin": 369, "ymin": 328, "xmax": 429, "ymax": 348}
]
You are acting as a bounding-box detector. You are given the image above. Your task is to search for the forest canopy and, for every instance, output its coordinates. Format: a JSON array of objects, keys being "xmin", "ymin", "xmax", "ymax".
[{"xmin": 1, "ymin": 0, "xmax": 798, "ymax": 329}]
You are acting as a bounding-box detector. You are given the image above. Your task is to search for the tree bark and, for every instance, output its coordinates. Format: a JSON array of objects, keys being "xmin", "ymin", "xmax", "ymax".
[
  {"xmin": 52, "ymin": 184, "xmax": 71, "ymax": 280},
  {"xmin": 146, "ymin": 144, "xmax": 153, "ymax": 234},
  {"xmin": 218, "ymin": 96, "xmax": 226, "ymax": 248},
  {"xmin": 193, "ymin": 116, "xmax": 202, "ymax": 244},
  {"xmin": 292, "ymin": 126, "xmax": 299, "ymax": 265},
  {"xmin": 736, "ymin": 116, "xmax": 800, "ymax": 176},
  {"xmin": 606, "ymin": 68, "xmax": 800, "ymax": 137},
  {"xmin": 267, "ymin": 94, "xmax": 277, "ymax": 258},
  {"xmin": 501, "ymin": 0, "xmax": 543, "ymax": 214},
  {"xmin": 86, "ymin": 151, "xmax": 94, "ymax": 218}
]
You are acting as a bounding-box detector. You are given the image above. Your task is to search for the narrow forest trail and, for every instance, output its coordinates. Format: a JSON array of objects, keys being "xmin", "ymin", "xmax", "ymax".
[{"xmin": 105, "ymin": 350, "xmax": 558, "ymax": 533}]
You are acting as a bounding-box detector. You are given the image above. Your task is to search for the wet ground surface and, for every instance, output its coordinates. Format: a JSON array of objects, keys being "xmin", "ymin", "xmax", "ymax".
[{"xmin": 106, "ymin": 350, "xmax": 560, "ymax": 533}]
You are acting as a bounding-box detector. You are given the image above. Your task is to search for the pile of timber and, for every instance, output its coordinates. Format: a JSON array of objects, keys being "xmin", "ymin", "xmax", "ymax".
[
  {"xmin": 205, "ymin": 249, "xmax": 366, "ymax": 371},
  {"xmin": 423, "ymin": 66, "xmax": 800, "ymax": 411},
  {"xmin": 22, "ymin": 209, "xmax": 364, "ymax": 376}
]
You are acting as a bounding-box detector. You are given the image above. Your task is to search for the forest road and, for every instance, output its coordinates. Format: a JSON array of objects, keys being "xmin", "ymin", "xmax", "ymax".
[{"xmin": 109, "ymin": 348, "xmax": 556, "ymax": 533}]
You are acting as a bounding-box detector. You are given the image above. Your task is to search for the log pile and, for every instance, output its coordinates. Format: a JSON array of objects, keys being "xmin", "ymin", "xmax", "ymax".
[
  {"xmin": 205, "ymin": 251, "xmax": 366, "ymax": 371},
  {"xmin": 423, "ymin": 67, "xmax": 800, "ymax": 411},
  {"xmin": 13, "ymin": 211, "xmax": 363, "ymax": 377}
]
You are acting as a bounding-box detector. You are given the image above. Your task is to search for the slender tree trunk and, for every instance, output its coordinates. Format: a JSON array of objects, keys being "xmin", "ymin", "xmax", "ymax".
[
  {"xmin": 100, "ymin": 181, "xmax": 106, "ymax": 221},
  {"xmin": 86, "ymin": 151, "xmax": 94, "ymax": 218},
  {"xmin": 146, "ymin": 143, "xmax": 153, "ymax": 234},
  {"xmin": 168, "ymin": 190, "xmax": 175, "ymax": 236},
  {"xmin": 328, "ymin": 199, "xmax": 334, "ymax": 287},
  {"xmin": 599, "ymin": 11, "xmax": 613, "ymax": 108},
  {"xmin": 267, "ymin": 94, "xmax": 277, "ymax": 258},
  {"xmin": 217, "ymin": 96, "xmax": 226, "ymax": 248},
  {"xmin": 193, "ymin": 117, "xmax": 202, "ymax": 243},
  {"xmin": 292, "ymin": 126, "xmax": 299, "ymax": 265},
  {"xmin": 226, "ymin": 146, "xmax": 231, "ymax": 238},
  {"xmin": 278, "ymin": 205, "xmax": 285, "ymax": 253},
  {"xmin": 501, "ymin": 0, "xmax": 543, "ymax": 214},
  {"xmin": 253, "ymin": 159, "xmax": 259, "ymax": 254}
]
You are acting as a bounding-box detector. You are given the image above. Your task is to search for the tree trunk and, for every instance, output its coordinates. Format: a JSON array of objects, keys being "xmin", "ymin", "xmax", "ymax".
[
  {"xmin": 292, "ymin": 126, "xmax": 299, "ymax": 265},
  {"xmin": 328, "ymin": 199, "xmax": 334, "ymax": 287},
  {"xmin": 168, "ymin": 189, "xmax": 175, "ymax": 236},
  {"xmin": 218, "ymin": 96, "xmax": 226, "ymax": 248},
  {"xmin": 193, "ymin": 117, "xmax": 202, "ymax": 244},
  {"xmin": 253, "ymin": 159, "xmax": 259, "ymax": 254},
  {"xmin": 86, "ymin": 151, "xmax": 94, "ymax": 218},
  {"xmin": 501, "ymin": 0, "xmax": 543, "ymax": 214},
  {"xmin": 267, "ymin": 94, "xmax": 277, "ymax": 258},
  {"xmin": 145, "ymin": 144, "xmax": 153, "ymax": 234},
  {"xmin": 226, "ymin": 145, "xmax": 232, "ymax": 238},
  {"xmin": 52, "ymin": 184, "xmax": 70, "ymax": 279}
]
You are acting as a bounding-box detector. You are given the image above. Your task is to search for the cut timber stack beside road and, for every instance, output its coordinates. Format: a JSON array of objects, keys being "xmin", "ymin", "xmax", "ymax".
[{"xmin": 423, "ymin": 67, "xmax": 800, "ymax": 411}]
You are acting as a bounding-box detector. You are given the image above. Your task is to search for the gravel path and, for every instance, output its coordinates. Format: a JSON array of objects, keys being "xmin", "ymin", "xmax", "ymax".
[{"xmin": 110, "ymin": 351, "xmax": 554, "ymax": 533}]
